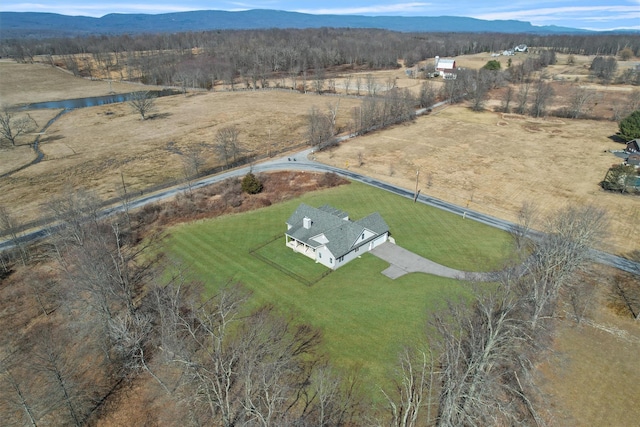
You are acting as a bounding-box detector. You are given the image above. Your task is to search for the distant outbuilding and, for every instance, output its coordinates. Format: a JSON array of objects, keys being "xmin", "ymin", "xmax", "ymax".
[{"xmin": 435, "ymin": 56, "xmax": 457, "ymax": 79}]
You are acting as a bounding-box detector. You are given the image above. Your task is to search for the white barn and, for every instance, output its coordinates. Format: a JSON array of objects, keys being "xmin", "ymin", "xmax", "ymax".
[
  {"xmin": 435, "ymin": 56, "xmax": 457, "ymax": 79},
  {"xmin": 285, "ymin": 203, "xmax": 390, "ymax": 270}
]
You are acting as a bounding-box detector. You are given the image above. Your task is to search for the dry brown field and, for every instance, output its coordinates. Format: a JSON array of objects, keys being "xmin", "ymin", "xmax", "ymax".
[
  {"xmin": 540, "ymin": 279, "xmax": 640, "ymax": 427},
  {"xmin": 315, "ymin": 104, "xmax": 638, "ymax": 255},
  {"xmin": 0, "ymin": 60, "xmax": 362, "ymax": 223},
  {"xmin": 0, "ymin": 59, "xmax": 138, "ymax": 105}
]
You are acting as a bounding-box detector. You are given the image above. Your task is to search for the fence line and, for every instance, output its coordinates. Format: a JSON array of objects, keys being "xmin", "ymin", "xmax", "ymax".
[{"xmin": 248, "ymin": 234, "xmax": 332, "ymax": 287}]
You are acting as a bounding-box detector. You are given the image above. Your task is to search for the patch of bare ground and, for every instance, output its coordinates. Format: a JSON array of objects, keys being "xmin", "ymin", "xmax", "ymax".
[
  {"xmin": 540, "ymin": 265, "xmax": 640, "ymax": 426},
  {"xmin": 314, "ymin": 105, "xmax": 638, "ymax": 255},
  {"xmin": 0, "ymin": 144, "xmax": 36, "ymax": 176}
]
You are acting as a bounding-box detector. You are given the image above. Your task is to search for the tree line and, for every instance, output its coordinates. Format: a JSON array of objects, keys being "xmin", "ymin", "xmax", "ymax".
[{"xmin": 2, "ymin": 29, "xmax": 638, "ymax": 90}]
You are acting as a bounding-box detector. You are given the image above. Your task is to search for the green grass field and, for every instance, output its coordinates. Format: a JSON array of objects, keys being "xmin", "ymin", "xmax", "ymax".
[{"xmin": 163, "ymin": 181, "xmax": 513, "ymax": 387}]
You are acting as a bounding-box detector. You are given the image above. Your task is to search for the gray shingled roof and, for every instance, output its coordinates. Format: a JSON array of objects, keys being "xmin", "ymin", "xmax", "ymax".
[
  {"xmin": 286, "ymin": 203, "xmax": 389, "ymax": 258},
  {"xmin": 356, "ymin": 212, "xmax": 389, "ymax": 235}
]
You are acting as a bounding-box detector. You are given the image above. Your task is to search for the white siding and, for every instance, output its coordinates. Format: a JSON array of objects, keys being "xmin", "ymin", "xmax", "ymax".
[
  {"xmin": 333, "ymin": 232, "xmax": 389, "ymax": 270},
  {"xmin": 315, "ymin": 246, "xmax": 335, "ymax": 269}
]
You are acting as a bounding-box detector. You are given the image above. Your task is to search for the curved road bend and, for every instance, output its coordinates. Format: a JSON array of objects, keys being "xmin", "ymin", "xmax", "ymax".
[{"xmin": 1, "ymin": 147, "xmax": 639, "ymax": 275}]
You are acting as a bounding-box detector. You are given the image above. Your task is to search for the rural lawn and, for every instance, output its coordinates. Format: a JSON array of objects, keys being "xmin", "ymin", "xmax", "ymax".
[{"xmin": 163, "ymin": 182, "xmax": 513, "ymax": 386}]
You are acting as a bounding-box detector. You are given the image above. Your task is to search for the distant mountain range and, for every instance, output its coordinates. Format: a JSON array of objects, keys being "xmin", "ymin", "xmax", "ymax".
[{"xmin": 1, "ymin": 9, "xmax": 636, "ymax": 39}]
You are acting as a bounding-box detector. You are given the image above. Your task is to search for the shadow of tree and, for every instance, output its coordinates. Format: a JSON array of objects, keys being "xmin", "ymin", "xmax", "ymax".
[{"xmin": 149, "ymin": 112, "xmax": 172, "ymax": 120}]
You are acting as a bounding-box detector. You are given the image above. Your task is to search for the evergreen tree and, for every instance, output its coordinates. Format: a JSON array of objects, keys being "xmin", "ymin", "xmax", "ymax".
[
  {"xmin": 618, "ymin": 110, "xmax": 640, "ymax": 141},
  {"xmin": 241, "ymin": 172, "xmax": 263, "ymax": 194}
]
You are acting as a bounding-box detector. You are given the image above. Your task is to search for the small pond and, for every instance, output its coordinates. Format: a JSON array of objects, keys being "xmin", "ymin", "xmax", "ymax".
[{"xmin": 21, "ymin": 89, "xmax": 180, "ymax": 110}]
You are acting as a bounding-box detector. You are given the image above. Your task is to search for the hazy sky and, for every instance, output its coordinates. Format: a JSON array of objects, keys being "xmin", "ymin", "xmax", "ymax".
[{"xmin": 1, "ymin": 1, "xmax": 639, "ymax": 31}]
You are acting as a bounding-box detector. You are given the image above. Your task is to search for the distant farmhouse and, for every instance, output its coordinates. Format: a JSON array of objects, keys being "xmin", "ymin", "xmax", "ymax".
[
  {"xmin": 285, "ymin": 204, "xmax": 390, "ymax": 270},
  {"xmin": 514, "ymin": 44, "xmax": 528, "ymax": 52},
  {"xmin": 625, "ymin": 139, "xmax": 640, "ymax": 168},
  {"xmin": 435, "ymin": 56, "xmax": 457, "ymax": 79}
]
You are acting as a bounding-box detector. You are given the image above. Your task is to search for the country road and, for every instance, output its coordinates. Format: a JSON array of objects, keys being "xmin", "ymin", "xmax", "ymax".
[{"xmin": 1, "ymin": 144, "xmax": 639, "ymax": 275}]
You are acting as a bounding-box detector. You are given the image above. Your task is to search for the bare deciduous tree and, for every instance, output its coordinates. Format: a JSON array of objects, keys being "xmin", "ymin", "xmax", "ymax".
[
  {"xmin": 181, "ymin": 143, "xmax": 210, "ymax": 188},
  {"xmin": 459, "ymin": 69, "xmax": 490, "ymax": 112},
  {"xmin": 565, "ymin": 273, "xmax": 597, "ymax": 324},
  {"xmin": 0, "ymin": 357, "xmax": 42, "ymax": 427},
  {"xmin": 108, "ymin": 310, "xmax": 153, "ymax": 377},
  {"xmin": 365, "ymin": 74, "xmax": 378, "ymax": 97},
  {"xmin": 214, "ymin": 126, "xmax": 241, "ymax": 168},
  {"xmin": 302, "ymin": 364, "xmax": 364, "ymax": 427},
  {"xmin": 530, "ymin": 79, "xmax": 554, "ymax": 118},
  {"xmin": 128, "ymin": 91, "xmax": 157, "ymax": 120},
  {"xmin": 501, "ymin": 85, "xmax": 514, "ymax": 113},
  {"xmin": 610, "ymin": 271, "xmax": 640, "ymax": 320},
  {"xmin": 46, "ymin": 186, "xmax": 102, "ymax": 247},
  {"xmin": 32, "ymin": 327, "xmax": 89, "ymax": 427},
  {"xmin": 516, "ymin": 82, "xmax": 530, "ymax": 115},
  {"xmin": 510, "ymin": 201, "xmax": 539, "ymax": 255},
  {"xmin": 590, "ymin": 56, "xmax": 618, "ymax": 84},
  {"xmin": 307, "ymin": 106, "xmax": 336, "ymax": 150},
  {"xmin": 0, "ymin": 107, "xmax": 37, "ymax": 147},
  {"xmin": 343, "ymin": 75, "xmax": 352, "ymax": 95},
  {"xmin": 433, "ymin": 288, "xmax": 543, "ymax": 427},
  {"xmin": 0, "ymin": 205, "xmax": 28, "ymax": 266},
  {"xmin": 418, "ymin": 81, "xmax": 436, "ymax": 109},
  {"xmin": 566, "ymin": 86, "xmax": 596, "ymax": 119},
  {"xmin": 520, "ymin": 205, "xmax": 608, "ymax": 329},
  {"xmin": 381, "ymin": 346, "xmax": 437, "ymax": 427},
  {"xmin": 314, "ymin": 67, "xmax": 325, "ymax": 94}
]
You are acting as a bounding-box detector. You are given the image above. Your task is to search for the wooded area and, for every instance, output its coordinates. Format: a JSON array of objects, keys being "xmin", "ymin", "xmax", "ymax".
[{"xmin": 2, "ymin": 30, "xmax": 638, "ymax": 90}]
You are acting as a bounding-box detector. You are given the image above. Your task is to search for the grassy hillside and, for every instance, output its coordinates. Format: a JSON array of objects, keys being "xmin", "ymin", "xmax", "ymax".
[{"xmin": 163, "ymin": 181, "xmax": 513, "ymax": 386}]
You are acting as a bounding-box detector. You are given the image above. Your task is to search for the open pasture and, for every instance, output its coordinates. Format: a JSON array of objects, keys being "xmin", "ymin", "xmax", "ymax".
[
  {"xmin": 0, "ymin": 60, "xmax": 362, "ymax": 223},
  {"xmin": 315, "ymin": 105, "xmax": 639, "ymax": 255}
]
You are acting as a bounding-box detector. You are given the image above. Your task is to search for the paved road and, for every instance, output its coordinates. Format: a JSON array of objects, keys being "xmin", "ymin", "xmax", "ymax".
[{"xmin": 1, "ymin": 143, "xmax": 639, "ymax": 276}]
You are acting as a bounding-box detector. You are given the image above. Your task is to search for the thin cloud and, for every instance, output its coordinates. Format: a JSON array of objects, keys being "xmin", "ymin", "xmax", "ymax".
[
  {"xmin": 295, "ymin": 3, "xmax": 433, "ymax": 16},
  {"xmin": 474, "ymin": 5, "xmax": 640, "ymax": 22},
  {"xmin": 0, "ymin": 2, "xmax": 196, "ymax": 16}
]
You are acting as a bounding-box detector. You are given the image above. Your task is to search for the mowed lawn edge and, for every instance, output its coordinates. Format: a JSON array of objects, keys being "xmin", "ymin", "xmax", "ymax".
[{"xmin": 162, "ymin": 181, "xmax": 514, "ymax": 386}]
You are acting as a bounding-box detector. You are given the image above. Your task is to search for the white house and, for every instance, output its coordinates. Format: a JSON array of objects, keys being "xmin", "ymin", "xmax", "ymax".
[
  {"xmin": 285, "ymin": 203, "xmax": 390, "ymax": 270},
  {"xmin": 514, "ymin": 44, "xmax": 528, "ymax": 52},
  {"xmin": 434, "ymin": 56, "xmax": 457, "ymax": 79}
]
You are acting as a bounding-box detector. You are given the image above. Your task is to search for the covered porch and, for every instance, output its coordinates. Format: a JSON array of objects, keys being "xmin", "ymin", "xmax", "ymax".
[{"xmin": 285, "ymin": 235, "xmax": 318, "ymax": 260}]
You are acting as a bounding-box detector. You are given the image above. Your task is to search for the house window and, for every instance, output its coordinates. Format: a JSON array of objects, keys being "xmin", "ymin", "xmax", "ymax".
[
  {"xmin": 329, "ymin": 258, "xmax": 333, "ymax": 264},
  {"xmin": 318, "ymin": 253, "xmax": 322, "ymax": 258},
  {"xmin": 362, "ymin": 233, "xmax": 365, "ymax": 240}
]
